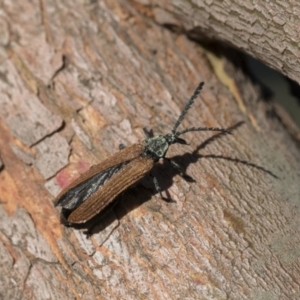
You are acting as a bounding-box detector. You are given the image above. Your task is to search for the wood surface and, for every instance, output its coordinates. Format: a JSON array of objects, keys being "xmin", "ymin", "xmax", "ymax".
[
  {"xmin": 142, "ymin": 0, "xmax": 300, "ymax": 86},
  {"xmin": 0, "ymin": 1, "xmax": 299, "ymax": 299}
]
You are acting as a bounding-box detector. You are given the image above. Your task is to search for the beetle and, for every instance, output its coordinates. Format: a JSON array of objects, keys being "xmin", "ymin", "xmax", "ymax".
[{"xmin": 54, "ymin": 82, "xmax": 230, "ymax": 225}]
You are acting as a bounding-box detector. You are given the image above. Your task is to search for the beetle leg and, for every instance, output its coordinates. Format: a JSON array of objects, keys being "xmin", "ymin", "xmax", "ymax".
[
  {"xmin": 164, "ymin": 158, "xmax": 194, "ymax": 182},
  {"xmin": 151, "ymin": 174, "xmax": 162, "ymax": 197},
  {"xmin": 143, "ymin": 128, "xmax": 154, "ymax": 138},
  {"xmin": 165, "ymin": 158, "xmax": 184, "ymax": 177},
  {"xmin": 150, "ymin": 172, "xmax": 174, "ymax": 202}
]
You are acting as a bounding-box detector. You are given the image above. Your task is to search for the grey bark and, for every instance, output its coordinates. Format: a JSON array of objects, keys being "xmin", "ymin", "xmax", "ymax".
[{"xmin": 146, "ymin": 0, "xmax": 300, "ymax": 85}]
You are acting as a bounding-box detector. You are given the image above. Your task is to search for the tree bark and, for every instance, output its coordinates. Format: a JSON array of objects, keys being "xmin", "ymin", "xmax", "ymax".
[
  {"xmin": 138, "ymin": 0, "xmax": 300, "ymax": 86},
  {"xmin": 0, "ymin": 0, "xmax": 299, "ymax": 299}
]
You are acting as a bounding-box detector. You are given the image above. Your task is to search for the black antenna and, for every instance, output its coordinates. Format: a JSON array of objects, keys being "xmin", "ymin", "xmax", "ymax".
[
  {"xmin": 176, "ymin": 127, "xmax": 231, "ymax": 136},
  {"xmin": 172, "ymin": 82, "xmax": 231, "ymax": 136},
  {"xmin": 172, "ymin": 82, "xmax": 205, "ymax": 134}
]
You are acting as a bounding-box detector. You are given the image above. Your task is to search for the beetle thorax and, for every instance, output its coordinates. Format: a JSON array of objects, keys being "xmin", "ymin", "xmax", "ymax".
[{"xmin": 143, "ymin": 136, "xmax": 169, "ymax": 160}]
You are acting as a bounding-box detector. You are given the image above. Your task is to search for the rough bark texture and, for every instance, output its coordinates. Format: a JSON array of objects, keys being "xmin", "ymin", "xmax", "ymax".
[
  {"xmin": 0, "ymin": 1, "xmax": 299, "ymax": 300},
  {"xmin": 139, "ymin": 0, "xmax": 300, "ymax": 86}
]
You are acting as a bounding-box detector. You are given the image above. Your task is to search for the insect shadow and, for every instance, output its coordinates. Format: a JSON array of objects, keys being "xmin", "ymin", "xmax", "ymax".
[
  {"xmin": 70, "ymin": 120, "xmax": 277, "ymax": 236},
  {"xmin": 180, "ymin": 121, "xmax": 278, "ymax": 179}
]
